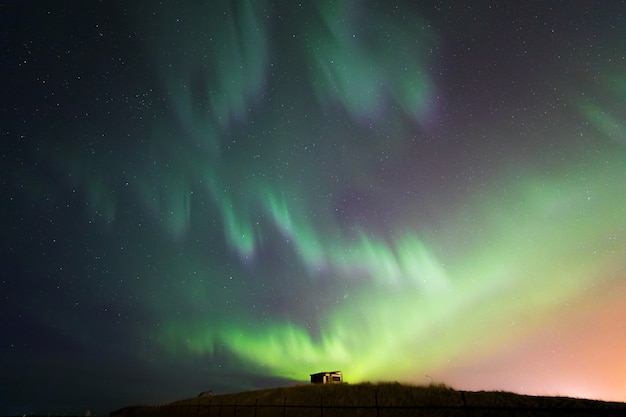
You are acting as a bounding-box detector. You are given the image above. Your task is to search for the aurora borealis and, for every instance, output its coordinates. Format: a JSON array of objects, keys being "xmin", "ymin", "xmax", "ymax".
[{"xmin": 2, "ymin": 1, "xmax": 625, "ymax": 414}]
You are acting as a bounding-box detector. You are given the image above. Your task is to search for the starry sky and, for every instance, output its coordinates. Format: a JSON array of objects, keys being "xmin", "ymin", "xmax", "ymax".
[{"xmin": 2, "ymin": 1, "xmax": 626, "ymax": 414}]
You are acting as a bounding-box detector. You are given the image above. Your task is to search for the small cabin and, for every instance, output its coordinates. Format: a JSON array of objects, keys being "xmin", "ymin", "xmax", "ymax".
[{"xmin": 310, "ymin": 370, "xmax": 342, "ymax": 384}]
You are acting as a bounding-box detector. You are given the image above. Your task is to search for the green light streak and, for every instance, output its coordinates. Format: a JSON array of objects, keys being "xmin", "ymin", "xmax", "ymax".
[
  {"xmin": 148, "ymin": 0, "xmax": 269, "ymax": 139},
  {"xmin": 208, "ymin": 0, "xmax": 269, "ymax": 130},
  {"xmin": 260, "ymin": 185, "xmax": 326, "ymax": 268},
  {"xmin": 579, "ymin": 101, "xmax": 626, "ymax": 146},
  {"xmin": 205, "ymin": 172, "xmax": 257, "ymax": 259},
  {"xmin": 578, "ymin": 72, "xmax": 626, "ymax": 149},
  {"xmin": 308, "ymin": 2, "xmax": 435, "ymax": 124},
  {"xmin": 312, "ymin": 44, "xmax": 384, "ymax": 119},
  {"xmin": 394, "ymin": 76, "xmax": 435, "ymax": 123},
  {"xmin": 221, "ymin": 200, "xmax": 255, "ymax": 259}
]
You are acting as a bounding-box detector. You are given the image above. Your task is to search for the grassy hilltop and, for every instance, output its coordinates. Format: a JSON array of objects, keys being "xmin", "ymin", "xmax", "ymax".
[{"xmin": 110, "ymin": 382, "xmax": 626, "ymax": 417}]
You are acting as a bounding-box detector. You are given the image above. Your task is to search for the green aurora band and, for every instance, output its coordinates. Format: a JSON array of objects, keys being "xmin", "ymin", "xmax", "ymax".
[
  {"xmin": 124, "ymin": 1, "xmax": 626, "ymax": 386},
  {"xmin": 53, "ymin": 0, "xmax": 624, "ymax": 390},
  {"xmin": 158, "ymin": 151, "xmax": 625, "ymax": 383}
]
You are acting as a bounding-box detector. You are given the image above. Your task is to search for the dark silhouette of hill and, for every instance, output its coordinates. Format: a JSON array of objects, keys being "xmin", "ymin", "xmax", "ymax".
[{"xmin": 110, "ymin": 382, "xmax": 626, "ymax": 417}]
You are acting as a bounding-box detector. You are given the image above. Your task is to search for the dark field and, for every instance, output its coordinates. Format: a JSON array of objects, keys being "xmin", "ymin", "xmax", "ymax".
[{"xmin": 109, "ymin": 382, "xmax": 626, "ymax": 417}]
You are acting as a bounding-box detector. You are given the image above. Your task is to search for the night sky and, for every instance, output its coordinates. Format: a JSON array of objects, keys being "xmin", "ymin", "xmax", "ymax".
[{"xmin": 2, "ymin": 1, "xmax": 626, "ymax": 414}]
